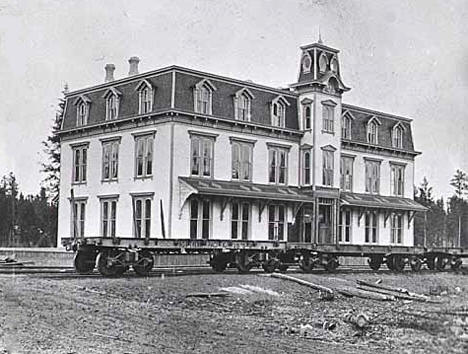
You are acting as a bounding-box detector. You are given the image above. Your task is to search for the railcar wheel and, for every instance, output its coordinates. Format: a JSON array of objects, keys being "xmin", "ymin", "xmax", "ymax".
[
  {"xmin": 393, "ymin": 256, "xmax": 406, "ymax": 272},
  {"xmin": 133, "ymin": 251, "xmax": 154, "ymax": 276},
  {"xmin": 368, "ymin": 256, "xmax": 383, "ymax": 271},
  {"xmin": 324, "ymin": 256, "xmax": 339, "ymax": 272},
  {"xmin": 435, "ymin": 256, "xmax": 448, "ymax": 271},
  {"xmin": 235, "ymin": 252, "xmax": 253, "ymax": 273},
  {"xmin": 96, "ymin": 251, "xmax": 119, "ymax": 276},
  {"xmin": 278, "ymin": 264, "xmax": 289, "ymax": 272},
  {"xmin": 426, "ymin": 257, "xmax": 435, "ymax": 270},
  {"xmin": 210, "ymin": 254, "xmax": 229, "ymax": 273},
  {"xmin": 386, "ymin": 256, "xmax": 395, "ymax": 271},
  {"xmin": 451, "ymin": 257, "xmax": 463, "ymax": 270},
  {"xmin": 262, "ymin": 259, "xmax": 279, "ymax": 273},
  {"xmin": 74, "ymin": 251, "xmax": 96, "ymax": 274},
  {"xmin": 409, "ymin": 256, "xmax": 422, "ymax": 272},
  {"xmin": 299, "ymin": 255, "xmax": 315, "ymax": 273}
]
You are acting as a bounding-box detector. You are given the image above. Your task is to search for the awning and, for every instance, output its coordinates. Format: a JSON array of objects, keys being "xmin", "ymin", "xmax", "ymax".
[
  {"xmin": 340, "ymin": 192, "xmax": 427, "ymax": 212},
  {"xmin": 179, "ymin": 177, "xmax": 315, "ymax": 203}
]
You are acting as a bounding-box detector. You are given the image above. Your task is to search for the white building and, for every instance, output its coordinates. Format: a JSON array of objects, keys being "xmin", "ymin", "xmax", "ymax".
[{"xmin": 57, "ymin": 41, "xmax": 425, "ymax": 249}]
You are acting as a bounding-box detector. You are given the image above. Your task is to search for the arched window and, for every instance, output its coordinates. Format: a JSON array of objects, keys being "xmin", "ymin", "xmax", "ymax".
[
  {"xmin": 103, "ymin": 88, "xmax": 121, "ymax": 120},
  {"xmin": 234, "ymin": 88, "xmax": 254, "ymax": 121},
  {"xmin": 304, "ymin": 106, "xmax": 311, "ymax": 130},
  {"xmin": 367, "ymin": 119, "xmax": 380, "ymax": 144},
  {"xmin": 77, "ymin": 102, "xmax": 87, "ymax": 126},
  {"xmin": 330, "ymin": 57, "xmax": 339, "ymax": 73},
  {"xmin": 393, "ymin": 125, "xmax": 404, "ymax": 148},
  {"xmin": 302, "ymin": 53, "xmax": 312, "ymax": 73},
  {"xmin": 271, "ymin": 96, "xmax": 290, "ymax": 128},
  {"xmin": 194, "ymin": 79, "xmax": 216, "ymax": 115},
  {"xmin": 303, "ymin": 151, "xmax": 311, "ymax": 185},
  {"xmin": 318, "ymin": 53, "xmax": 328, "ymax": 72},
  {"xmin": 342, "ymin": 115, "xmax": 352, "ymax": 139}
]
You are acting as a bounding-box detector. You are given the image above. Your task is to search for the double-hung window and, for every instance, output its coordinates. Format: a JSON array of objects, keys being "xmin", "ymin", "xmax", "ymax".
[
  {"xmin": 231, "ymin": 140, "xmax": 253, "ymax": 181},
  {"xmin": 77, "ymin": 102, "xmax": 87, "ymax": 126},
  {"xmin": 365, "ymin": 211, "xmax": 378, "ymax": 243},
  {"xmin": 194, "ymin": 79, "xmax": 216, "ymax": 115},
  {"xmin": 391, "ymin": 213, "xmax": 403, "ymax": 244},
  {"xmin": 106, "ymin": 94, "xmax": 118, "ymax": 120},
  {"xmin": 190, "ymin": 134, "xmax": 215, "ymax": 178},
  {"xmin": 322, "ymin": 149, "xmax": 334, "ymax": 186},
  {"xmin": 340, "ymin": 156, "xmax": 354, "ymax": 191},
  {"xmin": 271, "ymin": 96, "xmax": 289, "ymax": 128},
  {"xmin": 235, "ymin": 89, "xmax": 253, "ymax": 121},
  {"xmin": 322, "ymin": 101, "xmax": 336, "ymax": 133},
  {"xmin": 132, "ymin": 194, "xmax": 152, "ymax": 238},
  {"xmin": 365, "ymin": 159, "xmax": 380, "ymax": 194},
  {"xmin": 338, "ymin": 210, "xmax": 352, "ymax": 243},
  {"xmin": 341, "ymin": 114, "xmax": 352, "ymax": 139},
  {"xmin": 392, "ymin": 125, "xmax": 404, "ymax": 148},
  {"xmin": 134, "ymin": 133, "xmax": 154, "ymax": 178},
  {"xmin": 268, "ymin": 146, "xmax": 288, "ymax": 184},
  {"xmin": 71, "ymin": 199, "xmax": 86, "ymax": 238},
  {"xmin": 302, "ymin": 150, "xmax": 311, "ymax": 185},
  {"xmin": 72, "ymin": 144, "xmax": 88, "ymax": 184},
  {"xmin": 304, "ymin": 105, "xmax": 311, "ymax": 130},
  {"xmin": 100, "ymin": 198, "xmax": 117, "ymax": 237},
  {"xmin": 268, "ymin": 204, "xmax": 285, "ymax": 241},
  {"xmin": 390, "ymin": 163, "xmax": 405, "ymax": 196},
  {"xmin": 102, "ymin": 139, "xmax": 120, "ymax": 181},
  {"xmin": 231, "ymin": 202, "xmax": 250, "ymax": 240},
  {"xmin": 367, "ymin": 117, "xmax": 380, "ymax": 144},
  {"xmin": 190, "ymin": 199, "xmax": 211, "ymax": 239}
]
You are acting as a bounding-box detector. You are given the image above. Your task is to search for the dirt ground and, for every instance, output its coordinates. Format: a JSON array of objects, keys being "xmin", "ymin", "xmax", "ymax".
[{"xmin": 0, "ymin": 270, "xmax": 467, "ymax": 354}]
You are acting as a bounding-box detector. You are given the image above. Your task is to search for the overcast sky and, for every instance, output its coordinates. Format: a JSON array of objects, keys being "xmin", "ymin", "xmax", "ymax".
[{"xmin": 0, "ymin": 0, "xmax": 467, "ymax": 199}]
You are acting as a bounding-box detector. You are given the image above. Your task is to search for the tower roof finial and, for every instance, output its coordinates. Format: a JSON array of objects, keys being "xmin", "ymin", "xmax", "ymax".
[{"xmin": 318, "ymin": 26, "xmax": 323, "ymax": 44}]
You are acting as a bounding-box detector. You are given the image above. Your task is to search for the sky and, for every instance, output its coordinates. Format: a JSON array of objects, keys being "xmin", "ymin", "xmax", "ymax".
[{"xmin": 0, "ymin": 0, "xmax": 467, "ymax": 199}]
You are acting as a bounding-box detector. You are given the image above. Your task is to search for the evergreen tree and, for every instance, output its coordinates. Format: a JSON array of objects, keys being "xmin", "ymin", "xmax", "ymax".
[
  {"xmin": 449, "ymin": 169, "xmax": 468, "ymax": 198},
  {"xmin": 41, "ymin": 85, "xmax": 67, "ymax": 204}
]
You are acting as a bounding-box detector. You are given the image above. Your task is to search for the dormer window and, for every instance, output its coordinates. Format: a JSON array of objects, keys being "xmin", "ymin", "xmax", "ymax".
[
  {"xmin": 392, "ymin": 123, "xmax": 405, "ymax": 148},
  {"xmin": 103, "ymin": 88, "xmax": 121, "ymax": 121},
  {"xmin": 136, "ymin": 79, "xmax": 154, "ymax": 114},
  {"xmin": 367, "ymin": 116, "xmax": 381, "ymax": 144},
  {"xmin": 74, "ymin": 95, "xmax": 91, "ymax": 127},
  {"xmin": 194, "ymin": 79, "xmax": 216, "ymax": 115},
  {"xmin": 77, "ymin": 102, "xmax": 87, "ymax": 126},
  {"xmin": 302, "ymin": 53, "xmax": 312, "ymax": 73},
  {"xmin": 271, "ymin": 96, "xmax": 290, "ymax": 128},
  {"xmin": 234, "ymin": 88, "xmax": 254, "ymax": 121},
  {"xmin": 341, "ymin": 111, "xmax": 354, "ymax": 139}
]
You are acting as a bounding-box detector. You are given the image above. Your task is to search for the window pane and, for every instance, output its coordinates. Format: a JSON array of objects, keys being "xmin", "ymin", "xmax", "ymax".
[
  {"xmin": 190, "ymin": 200, "xmax": 198, "ymax": 219},
  {"xmin": 202, "ymin": 201, "xmax": 210, "ymax": 219},
  {"xmin": 146, "ymin": 137, "xmax": 153, "ymax": 175},
  {"xmin": 231, "ymin": 221, "xmax": 238, "ymax": 239},
  {"xmin": 191, "ymin": 139, "xmax": 200, "ymax": 175},
  {"xmin": 232, "ymin": 144, "xmax": 240, "ymax": 179},
  {"xmin": 269, "ymin": 150, "xmax": 276, "ymax": 183},
  {"xmin": 231, "ymin": 203, "xmax": 239, "ymax": 221},
  {"xmin": 242, "ymin": 221, "xmax": 248, "ymax": 240},
  {"xmin": 242, "ymin": 203, "xmax": 249, "ymax": 221},
  {"xmin": 135, "ymin": 200, "xmax": 142, "ymax": 219},
  {"xmin": 145, "ymin": 199, "xmax": 151, "ymax": 218},
  {"xmin": 202, "ymin": 220, "xmax": 209, "ymax": 239},
  {"xmin": 190, "ymin": 220, "xmax": 198, "ymax": 239}
]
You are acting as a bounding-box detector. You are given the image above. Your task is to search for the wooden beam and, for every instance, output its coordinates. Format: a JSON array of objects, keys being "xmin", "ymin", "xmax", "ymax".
[
  {"xmin": 408, "ymin": 211, "xmax": 416, "ymax": 228},
  {"xmin": 384, "ymin": 211, "xmax": 391, "ymax": 228},
  {"xmin": 220, "ymin": 197, "xmax": 232, "ymax": 221}
]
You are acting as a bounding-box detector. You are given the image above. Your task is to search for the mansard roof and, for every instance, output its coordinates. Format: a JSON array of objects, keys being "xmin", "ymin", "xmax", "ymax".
[{"xmin": 341, "ymin": 103, "xmax": 415, "ymax": 152}]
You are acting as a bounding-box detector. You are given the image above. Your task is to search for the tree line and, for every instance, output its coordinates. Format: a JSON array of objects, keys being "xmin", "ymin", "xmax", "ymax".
[{"xmin": 414, "ymin": 170, "xmax": 468, "ymax": 247}]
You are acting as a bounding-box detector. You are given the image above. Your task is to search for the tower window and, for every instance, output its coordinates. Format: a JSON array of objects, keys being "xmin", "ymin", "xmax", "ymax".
[
  {"xmin": 304, "ymin": 105, "xmax": 311, "ymax": 130},
  {"xmin": 330, "ymin": 57, "xmax": 339, "ymax": 73},
  {"xmin": 302, "ymin": 54, "xmax": 312, "ymax": 73},
  {"xmin": 318, "ymin": 53, "xmax": 328, "ymax": 72}
]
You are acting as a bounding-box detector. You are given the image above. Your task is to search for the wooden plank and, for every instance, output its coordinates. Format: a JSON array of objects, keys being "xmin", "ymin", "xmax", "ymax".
[{"xmin": 260, "ymin": 273, "xmax": 334, "ymax": 295}]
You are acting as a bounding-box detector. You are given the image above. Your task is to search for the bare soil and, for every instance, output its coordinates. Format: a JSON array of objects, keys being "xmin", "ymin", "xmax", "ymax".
[{"xmin": 0, "ymin": 270, "xmax": 467, "ymax": 353}]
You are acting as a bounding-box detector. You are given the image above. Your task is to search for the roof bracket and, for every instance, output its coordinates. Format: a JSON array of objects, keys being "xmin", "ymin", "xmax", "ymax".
[
  {"xmin": 258, "ymin": 200, "xmax": 272, "ymax": 223},
  {"xmin": 408, "ymin": 211, "xmax": 416, "ymax": 229},
  {"xmin": 220, "ymin": 197, "xmax": 233, "ymax": 221},
  {"xmin": 357, "ymin": 208, "xmax": 365, "ymax": 227},
  {"xmin": 384, "ymin": 211, "xmax": 391, "ymax": 228}
]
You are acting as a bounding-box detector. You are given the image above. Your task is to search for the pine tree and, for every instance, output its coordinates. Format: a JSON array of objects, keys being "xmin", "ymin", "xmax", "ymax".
[
  {"xmin": 449, "ymin": 169, "xmax": 468, "ymax": 198},
  {"xmin": 41, "ymin": 85, "xmax": 67, "ymax": 204}
]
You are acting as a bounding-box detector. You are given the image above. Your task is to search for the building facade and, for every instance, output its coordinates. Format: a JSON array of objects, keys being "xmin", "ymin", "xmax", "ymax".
[{"xmin": 57, "ymin": 41, "xmax": 425, "ymax": 248}]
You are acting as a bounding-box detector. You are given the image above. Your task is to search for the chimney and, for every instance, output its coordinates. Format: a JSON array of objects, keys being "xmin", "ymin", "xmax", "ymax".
[
  {"xmin": 104, "ymin": 64, "xmax": 115, "ymax": 82},
  {"xmin": 128, "ymin": 56, "xmax": 140, "ymax": 76}
]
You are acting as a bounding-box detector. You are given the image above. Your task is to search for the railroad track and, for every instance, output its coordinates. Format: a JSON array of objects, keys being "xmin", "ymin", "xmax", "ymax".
[{"xmin": 1, "ymin": 264, "xmax": 462, "ymax": 279}]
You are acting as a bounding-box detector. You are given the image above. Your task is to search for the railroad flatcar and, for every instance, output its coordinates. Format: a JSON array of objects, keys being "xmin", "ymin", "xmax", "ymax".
[{"xmin": 58, "ymin": 40, "xmax": 466, "ymax": 276}]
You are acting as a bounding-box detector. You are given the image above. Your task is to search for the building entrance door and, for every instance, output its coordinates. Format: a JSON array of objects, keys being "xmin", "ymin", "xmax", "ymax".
[
  {"xmin": 318, "ymin": 203, "xmax": 333, "ymax": 244},
  {"xmin": 302, "ymin": 207, "xmax": 314, "ymax": 243}
]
